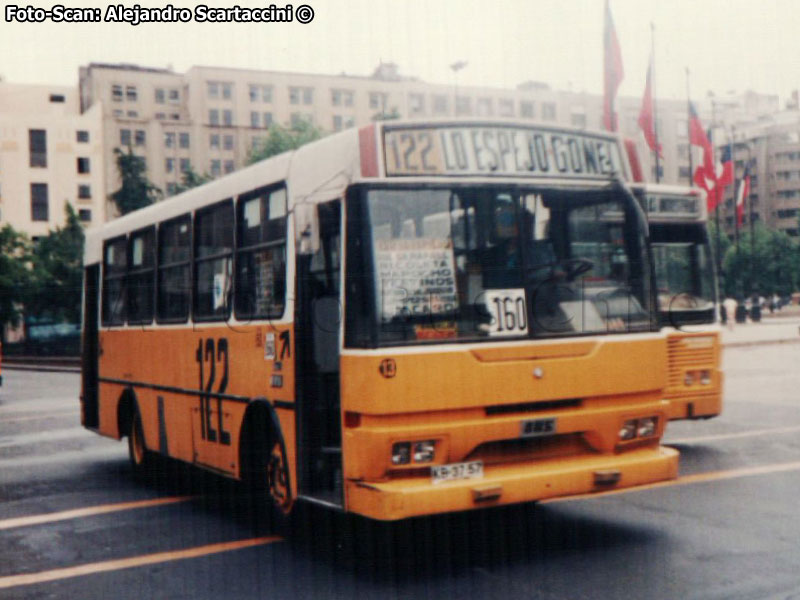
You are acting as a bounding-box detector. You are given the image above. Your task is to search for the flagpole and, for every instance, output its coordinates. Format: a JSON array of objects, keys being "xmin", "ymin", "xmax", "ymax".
[
  {"xmin": 686, "ymin": 67, "xmax": 693, "ymax": 185},
  {"xmin": 651, "ymin": 22, "xmax": 661, "ymax": 183}
]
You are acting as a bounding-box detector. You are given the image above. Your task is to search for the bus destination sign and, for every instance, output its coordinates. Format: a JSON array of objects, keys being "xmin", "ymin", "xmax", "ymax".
[
  {"xmin": 383, "ymin": 125, "xmax": 625, "ymax": 179},
  {"xmin": 645, "ymin": 194, "xmax": 701, "ymax": 217}
]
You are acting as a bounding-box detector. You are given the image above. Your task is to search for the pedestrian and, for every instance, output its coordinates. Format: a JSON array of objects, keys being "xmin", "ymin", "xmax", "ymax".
[{"xmin": 723, "ymin": 297, "xmax": 737, "ymax": 330}]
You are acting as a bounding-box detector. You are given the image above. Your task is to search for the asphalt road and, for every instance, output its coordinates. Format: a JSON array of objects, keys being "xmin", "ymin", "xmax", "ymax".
[{"xmin": 2, "ymin": 343, "xmax": 800, "ymax": 600}]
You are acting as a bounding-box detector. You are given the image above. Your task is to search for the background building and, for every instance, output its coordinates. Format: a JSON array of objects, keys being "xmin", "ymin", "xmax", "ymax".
[{"xmin": 0, "ymin": 82, "xmax": 105, "ymax": 238}]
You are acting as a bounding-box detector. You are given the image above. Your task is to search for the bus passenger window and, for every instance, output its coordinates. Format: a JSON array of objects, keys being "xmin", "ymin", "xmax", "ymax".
[
  {"xmin": 235, "ymin": 186, "xmax": 287, "ymax": 320},
  {"xmin": 157, "ymin": 215, "xmax": 191, "ymax": 322},
  {"xmin": 194, "ymin": 201, "xmax": 234, "ymax": 320},
  {"xmin": 127, "ymin": 227, "xmax": 155, "ymax": 324},
  {"xmin": 102, "ymin": 236, "xmax": 127, "ymax": 326}
]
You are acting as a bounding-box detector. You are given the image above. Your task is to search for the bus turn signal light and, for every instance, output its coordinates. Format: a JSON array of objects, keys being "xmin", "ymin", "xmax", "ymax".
[{"xmin": 392, "ymin": 440, "xmax": 437, "ymax": 465}]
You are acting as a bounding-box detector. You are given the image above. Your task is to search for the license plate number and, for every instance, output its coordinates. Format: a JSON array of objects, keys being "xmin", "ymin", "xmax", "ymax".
[{"xmin": 431, "ymin": 460, "xmax": 484, "ymax": 484}]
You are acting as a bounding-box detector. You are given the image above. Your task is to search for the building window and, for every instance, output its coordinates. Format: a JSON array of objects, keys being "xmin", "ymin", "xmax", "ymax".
[
  {"xmin": 78, "ymin": 184, "xmax": 91, "ymax": 199},
  {"xmin": 49, "ymin": 94, "xmax": 66, "ymax": 103},
  {"xmin": 224, "ymin": 160, "xmax": 235, "ymax": 174},
  {"xmin": 542, "ymin": 102, "xmax": 557, "ymax": 121},
  {"xmin": 127, "ymin": 110, "xmax": 138, "ymax": 118},
  {"xmin": 31, "ymin": 183, "xmax": 49, "ymax": 221},
  {"xmin": 369, "ymin": 92, "xmax": 387, "ymax": 110},
  {"xmin": 165, "ymin": 158, "xmax": 175, "ymax": 173},
  {"xmin": 209, "ymin": 109, "xmax": 219, "ymax": 126},
  {"xmin": 210, "ymin": 133, "xmax": 220, "ymax": 149},
  {"xmin": 207, "ymin": 81, "xmax": 219, "ymax": 99},
  {"xmin": 332, "ymin": 89, "xmax": 354, "ymax": 107},
  {"xmin": 570, "ymin": 112, "xmax": 587, "ymax": 127},
  {"xmin": 498, "ymin": 99, "xmax": 515, "ymax": 117},
  {"xmin": 223, "ymin": 135, "xmax": 234, "ymax": 150},
  {"xmin": 210, "ymin": 159, "xmax": 221, "ymax": 177},
  {"xmin": 126, "ymin": 86, "xmax": 137, "ymax": 101},
  {"xmin": 249, "ymin": 84, "xmax": 272, "ymax": 102},
  {"xmin": 221, "ymin": 82, "xmax": 233, "ymax": 100},
  {"xmin": 77, "ymin": 157, "xmax": 91, "ymax": 174},
  {"xmin": 155, "ymin": 88, "xmax": 165, "ymax": 104},
  {"xmin": 433, "ymin": 95, "xmax": 448, "ymax": 115},
  {"xmin": 250, "ymin": 111, "xmax": 260, "ymax": 128},
  {"xmin": 134, "ymin": 130, "xmax": 146, "ymax": 146},
  {"xmin": 409, "ymin": 93, "xmax": 425, "ymax": 115},
  {"xmin": 455, "ymin": 96, "xmax": 472, "ymax": 116},
  {"xmin": 179, "ymin": 132, "xmax": 190, "ymax": 149},
  {"xmin": 223, "ymin": 110, "xmax": 233, "ymax": 126},
  {"xmin": 678, "ymin": 166, "xmax": 692, "ymax": 179},
  {"xmin": 155, "ymin": 112, "xmax": 166, "ymax": 120},
  {"xmin": 29, "ymin": 129, "xmax": 47, "ymax": 168},
  {"xmin": 168, "ymin": 89, "xmax": 180, "ymax": 103},
  {"xmin": 302, "ymin": 88, "xmax": 313, "ymax": 105},
  {"xmin": 111, "ymin": 85, "xmax": 123, "ymax": 102},
  {"xmin": 164, "ymin": 132, "xmax": 175, "ymax": 148},
  {"xmin": 520, "ymin": 101, "xmax": 534, "ymax": 118},
  {"xmin": 78, "ymin": 209, "xmax": 92, "ymax": 222},
  {"xmin": 170, "ymin": 113, "xmax": 180, "ymax": 121},
  {"xmin": 333, "ymin": 115, "xmax": 343, "ymax": 132},
  {"xmin": 289, "ymin": 87, "xmax": 301, "ymax": 105},
  {"xmin": 180, "ymin": 158, "xmax": 190, "ymax": 173},
  {"xmin": 76, "ymin": 130, "xmax": 89, "ymax": 143},
  {"xmin": 112, "ymin": 109, "xmax": 123, "ymax": 117}
]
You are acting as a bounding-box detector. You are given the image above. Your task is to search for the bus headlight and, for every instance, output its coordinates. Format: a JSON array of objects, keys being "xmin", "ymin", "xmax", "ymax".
[
  {"xmin": 619, "ymin": 419, "xmax": 637, "ymax": 441},
  {"xmin": 637, "ymin": 417, "xmax": 658, "ymax": 438},
  {"xmin": 413, "ymin": 440, "xmax": 436, "ymax": 463},
  {"xmin": 391, "ymin": 442, "xmax": 411, "ymax": 465}
]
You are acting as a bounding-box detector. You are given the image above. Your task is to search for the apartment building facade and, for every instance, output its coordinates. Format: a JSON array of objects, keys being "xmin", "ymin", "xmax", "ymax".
[{"xmin": 0, "ymin": 83, "xmax": 105, "ymax": 238}]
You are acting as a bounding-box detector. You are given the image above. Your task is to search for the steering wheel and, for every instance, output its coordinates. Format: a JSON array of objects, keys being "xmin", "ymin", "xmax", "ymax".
[{"xmin": 558, "ymin": 258, "xmax": 594, "ymax": 280}]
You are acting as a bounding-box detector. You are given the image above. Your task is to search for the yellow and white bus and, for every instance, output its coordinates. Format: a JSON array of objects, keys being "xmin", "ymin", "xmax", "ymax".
[
  {"xmin": 81, "ymin": 120, "xmax": 678, "ymax": 522},
  {"xmin": 632, "ymin": 183, "xmax": 722, "ymax": 420}
]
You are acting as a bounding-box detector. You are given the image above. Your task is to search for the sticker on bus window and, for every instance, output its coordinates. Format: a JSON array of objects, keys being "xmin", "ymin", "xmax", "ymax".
[{"xmin": 484, "ymin": 289, "xmax": 528, "ymax": 336}]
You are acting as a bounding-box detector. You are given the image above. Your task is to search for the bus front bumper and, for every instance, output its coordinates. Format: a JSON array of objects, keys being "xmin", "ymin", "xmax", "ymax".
[{"xmin": 345, "ymin": 445, "xmax": 678, "ymax": 521}]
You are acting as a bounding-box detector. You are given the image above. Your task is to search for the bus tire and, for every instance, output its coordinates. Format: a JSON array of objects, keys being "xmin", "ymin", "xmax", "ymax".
[
  {"xmin": 245, "ymin": 429, "xmax": 293, "ymax": 534},
  {"xmin": 127, "ymin": 406, "xmax": 153, "ymax": 476}
]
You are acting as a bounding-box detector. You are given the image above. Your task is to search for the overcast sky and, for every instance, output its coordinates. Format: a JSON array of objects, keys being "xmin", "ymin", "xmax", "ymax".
[{"xmin": 2, "ymin": 0, "xmax": 799, "ymax": 104}]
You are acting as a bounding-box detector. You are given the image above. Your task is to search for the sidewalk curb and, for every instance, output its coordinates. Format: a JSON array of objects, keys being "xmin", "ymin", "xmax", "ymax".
[{"xmin": 723, "ymin": 337, "xmax": 800, "ymax": 349}]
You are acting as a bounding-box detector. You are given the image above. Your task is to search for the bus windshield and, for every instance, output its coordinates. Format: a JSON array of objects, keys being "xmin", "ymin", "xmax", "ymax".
[
  {"xmin": 650, "ymin": 223, "xmax": 716, "ymax": 325},
  {"xmin": 348, "ymin": 184, "xmax": 655, "ymax": 346}
]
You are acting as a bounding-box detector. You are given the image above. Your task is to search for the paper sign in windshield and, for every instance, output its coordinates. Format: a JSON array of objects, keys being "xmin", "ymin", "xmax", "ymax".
[{"xmin": 375, "ymin": 238, "xmax": 459, "ymax": 322}]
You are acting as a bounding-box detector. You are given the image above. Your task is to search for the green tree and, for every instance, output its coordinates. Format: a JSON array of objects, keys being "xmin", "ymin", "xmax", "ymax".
[
  {"xmin": 25, "ymin": 204, "xmax": 85, "ymax": 325},
  {"xmin": 722, "ymin": 224, "xmax": 799, "ymax": 297},
  {"xmin": 173, "ymin": 165, "xmax": 212, "ymax": 195},
  {"xmin": 0, "ymin": 224, "xmax": 31, "ymax": 339},
  {"xmin": 247, "ymin": 118, "xmax": 324, "ymax": 164},
  {"xmin": 110, "ymin": 146, "xmax": 161, "ymax": 215}
]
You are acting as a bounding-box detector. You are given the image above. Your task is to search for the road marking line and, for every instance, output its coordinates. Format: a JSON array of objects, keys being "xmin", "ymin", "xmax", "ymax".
[
  {"xmin": 0, "ymin": 536, "xmax": 282, "ymax": 590},
  {"xmin": 542, "ymin": 459, "xmax": 800, "ymax": 504},
  {"xmin": 666, "ymin": 424, "xmax": 800, "ymax": 445},
  {"xmin": 0, "ymin": 496, "xmax": 192, "ymax": 531}
]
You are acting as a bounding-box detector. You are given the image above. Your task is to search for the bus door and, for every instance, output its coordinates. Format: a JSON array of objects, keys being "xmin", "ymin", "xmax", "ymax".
[
  {"xmin": 296, "ymin": 200, "xmax": 343, "ymax": 506},
  {"xmin": 81, "ymin": 264, "xmax": 100, "ymax": 428}
]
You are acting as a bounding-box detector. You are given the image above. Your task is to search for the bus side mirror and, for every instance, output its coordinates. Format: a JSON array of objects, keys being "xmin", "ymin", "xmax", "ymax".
[{"xmin": 295, "ymin": 202, "xmax": 320, "ymax": 255}]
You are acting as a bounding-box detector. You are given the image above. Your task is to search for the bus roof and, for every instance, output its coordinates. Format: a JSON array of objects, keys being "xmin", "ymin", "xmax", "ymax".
[
  {"xmin": 630, "ymin": 182, "xmax": 708, "ymax": 223},
  {"xmin": 85, "ymin": 118, "xmax": 630, "ymax": 263}
]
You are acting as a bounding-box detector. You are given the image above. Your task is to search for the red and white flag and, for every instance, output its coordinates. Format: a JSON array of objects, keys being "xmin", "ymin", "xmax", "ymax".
[
  {"xmin": 736, "ymin": 169, "xmax": 750, "ymax": 227},
  {"xmin": 603, "ymin": 0, "xmax": 624, "ymax": 131},
  {"xmin": 638, "ymin": 55, "xmax": 662, "ymax": 156}
]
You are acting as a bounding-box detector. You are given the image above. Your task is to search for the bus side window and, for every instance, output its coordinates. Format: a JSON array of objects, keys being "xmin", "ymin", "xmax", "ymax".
[
  {"xmin": 102, "ymin": 236, "xmax": 127, "ymax": 326},
  {"xmin": 157, "ymin": 215, "xmax": 191, "ymax": 323},
  {"xmin": 127, "ymin": 226, "xmax": 155, "ymax": 325},
  {"xmin": 194, "ymin": 200, "xmax": 234, "ymax": 321},
  {"xmin": 235, "ymin": 185, "xmax": 287, "ymax": 320}
]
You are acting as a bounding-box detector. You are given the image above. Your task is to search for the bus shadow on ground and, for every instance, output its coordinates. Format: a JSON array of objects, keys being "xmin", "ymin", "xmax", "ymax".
[{"xmin": 126, "ymin": 457, "xmax": 662, "ymax": 587}]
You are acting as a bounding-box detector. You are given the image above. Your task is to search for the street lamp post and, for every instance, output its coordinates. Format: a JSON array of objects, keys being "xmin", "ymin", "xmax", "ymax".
[{"xmin": 450, "ymin": 60, "xmax": 467, "ymax": 115}]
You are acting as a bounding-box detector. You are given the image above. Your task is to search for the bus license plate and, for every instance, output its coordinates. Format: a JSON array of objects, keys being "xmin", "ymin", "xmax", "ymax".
[{"xmin": 431, "ymin": 461, "xmax": 484, "ymax": 484}]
